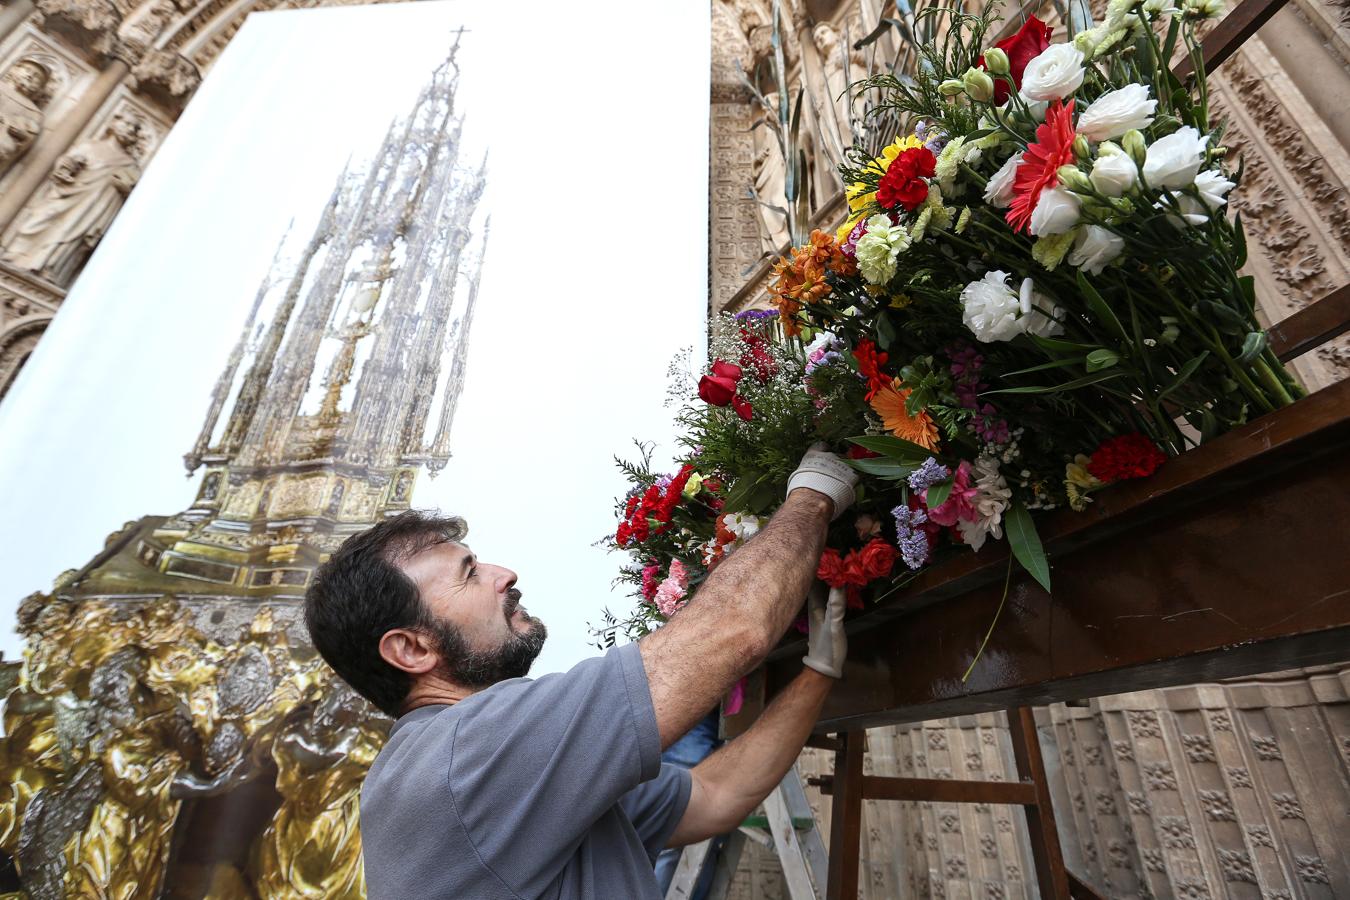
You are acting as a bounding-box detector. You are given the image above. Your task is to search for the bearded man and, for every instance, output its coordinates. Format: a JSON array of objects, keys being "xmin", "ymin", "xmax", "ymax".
[{"xmin": 304, "ymin": 446, "xmax": 858, "ymax": 899}]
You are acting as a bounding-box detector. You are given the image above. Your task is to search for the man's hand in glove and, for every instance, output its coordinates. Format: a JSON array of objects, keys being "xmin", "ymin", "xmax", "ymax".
[
  {"xmin": 785, "ymin": 443, "xmax": 858, "ymax": 521},
  {"xmin": 801, "ymin": 582, "xmax": 847, "ymax": 679}
]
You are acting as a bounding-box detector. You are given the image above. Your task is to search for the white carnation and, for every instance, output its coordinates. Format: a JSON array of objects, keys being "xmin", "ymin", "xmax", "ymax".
[
  {"xmin": 854, "ymin": 214, "xmax": 910, "ymax": 285},
  {"xmin": 961, "ymin": 271, "xmax": 1060, "ymax": 343},
  {"xmin": 1020, "ymin": 44, "xmax": 1086, "ymax": 101},
  {"xmin": 984, "ymin": 153, "xmax": 1024, "ymax": 208},
  {"xmin": 1143, "ymin": 126, "xmax": 1209, "ymax": 190},
  {"xmin": 1029, "ymin": 186, "xmax": 1081, "ymax": 236},
  {"xmin": 1076, "ymin": 84, "xmax": 1157, "ymax": 141},
  {"xmin": 1067, "ymin": 225, "xmax": 1125, "ymax": 274}
]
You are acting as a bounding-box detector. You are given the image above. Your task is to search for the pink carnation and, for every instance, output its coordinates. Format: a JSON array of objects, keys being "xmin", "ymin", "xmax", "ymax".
[
  {"xmin": 924, "ymin": 460, "xmax": 980, "ymax": 526},
  {"xmin": 653, "ymin": 559, "xmax": 691, "ymax": 617}
]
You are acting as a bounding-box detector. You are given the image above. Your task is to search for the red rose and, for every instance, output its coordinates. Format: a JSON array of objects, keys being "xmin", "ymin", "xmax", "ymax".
[
  {"xmin": 858, "ymin": 538, "xmax": 898, "ymax": 581},
  {"xmin": 980, "ymin": 15, "xmax": 1052, "ymax": 104},
  {"xmin": 698, "ymin": 373, "xmax": 738, "ymax": 406},
  {"xmin": 842, "ymin": 554, "xmax": 869, "ymax": 587},
  {"xmin": 732, "ymin": 395, "xmax": 754, "ymax": 421},
  {"xmin": 877, "ymin": 147, "xmax": 936, "ymax": 211},
  {"xmin": 816, "ymin": 548, "xmax": 846, "ymax": 586},
  {"xmin": 711, "ymin": 359, "xmax": 743, "ymax": 381},
  {"xmin": 1087, "ymin": 433, "xmax": 1167, "ymax": 483}
]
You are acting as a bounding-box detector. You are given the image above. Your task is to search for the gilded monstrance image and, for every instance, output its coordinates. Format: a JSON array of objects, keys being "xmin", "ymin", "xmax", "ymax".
[{"xmin": 0, "ymin": 36, "xmax": 485, "ymax": 899}]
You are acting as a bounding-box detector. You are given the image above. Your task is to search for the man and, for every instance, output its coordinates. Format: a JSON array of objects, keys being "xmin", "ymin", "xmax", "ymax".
[{"xmin": 304, "ymin": 446, "xmax": 859, "ymax": 898}]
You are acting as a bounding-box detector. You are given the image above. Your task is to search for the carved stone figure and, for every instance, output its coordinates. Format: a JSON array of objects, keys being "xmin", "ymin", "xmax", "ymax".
[
  {"xmin": 3, "ymin": 108, "xmax": 146, "ymax": 285},
  {"xmin": 0, "ymin": 58, "xmax": 51, "ymax": 177},
  {"xmin": 117, "ymin": 0, "xmax": 176, "ymax": 60},
  {"xmin": 250, "ymin": 680, "xmax": 386, "ymax": 898},
  {"xmin": 752, "ymin": 92, "xmax": 787, "ymax": 254}
]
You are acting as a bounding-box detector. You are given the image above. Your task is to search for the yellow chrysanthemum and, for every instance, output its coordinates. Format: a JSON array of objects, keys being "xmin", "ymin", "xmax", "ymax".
[
  {"xmin": 868, "ymin": 378, "xmax": 940, "ymax": 450},
  {"xmin": 834, "ymin": 134, "xmax": 926, "ymax": 243}
]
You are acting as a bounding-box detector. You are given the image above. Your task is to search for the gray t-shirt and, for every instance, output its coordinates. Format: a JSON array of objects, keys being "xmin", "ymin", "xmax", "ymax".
[{"xmin": 360, "ymin": 642, "xmax": 692, "ymax": 899}]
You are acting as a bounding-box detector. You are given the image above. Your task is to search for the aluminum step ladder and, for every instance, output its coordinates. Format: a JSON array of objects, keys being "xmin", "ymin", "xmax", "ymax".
[{"xmin": 665, "ymin": 764, "xmax": 827, "ymax": 900}]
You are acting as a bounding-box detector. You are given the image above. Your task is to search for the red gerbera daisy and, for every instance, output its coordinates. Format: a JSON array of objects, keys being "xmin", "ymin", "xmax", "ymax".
[{"xmin": 1006, "ymin": 99, "xmax": 1076, "ymax": 234}]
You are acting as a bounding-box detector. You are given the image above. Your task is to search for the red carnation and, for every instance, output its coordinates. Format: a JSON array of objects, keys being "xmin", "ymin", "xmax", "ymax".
[
  {"xmin": 817, "ymin": 548, "xmax": 846, "ymax": 585},
  {"xmin": 1087, "ymin": 433, "xmax": 1167, "ymax": 483},
  {"xmin": 1006, "ymin": 99, "xmax": 1076, "ymax": 234},
  {"xmin": 858, "ymin": 538, "xmax": 898, "ymax": 581},
  {"xmin": 854, "ymin": 338, "xmax": 891, "ymax": 401},
  {"xmin": 979, "ymin": 16, "xmax": 1052, "ymax": 104},
  {"xmin": 877, "ymin": 146, "xmax": 937, "ymax": 211}
]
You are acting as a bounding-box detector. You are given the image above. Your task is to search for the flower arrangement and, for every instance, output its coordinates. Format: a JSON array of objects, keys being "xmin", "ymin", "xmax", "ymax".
[{"xmin": 598, "ymin": 0, "xmax": 1305, "ymax": 663}]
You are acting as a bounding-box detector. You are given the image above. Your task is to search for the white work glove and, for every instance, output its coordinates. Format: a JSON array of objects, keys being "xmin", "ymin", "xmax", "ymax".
[
  {"xmin": 802, "ymin": 582, "xmax": 847, "ymax": 678},
  {"xmin": 786, "ymin": 443, "xmax": 858, "ymax": 520}
]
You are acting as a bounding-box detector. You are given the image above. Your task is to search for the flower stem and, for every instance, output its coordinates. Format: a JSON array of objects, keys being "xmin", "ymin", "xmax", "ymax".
[{"xmin": 962, "ymin": 554, "xmax": 1014, "ymax": 683}]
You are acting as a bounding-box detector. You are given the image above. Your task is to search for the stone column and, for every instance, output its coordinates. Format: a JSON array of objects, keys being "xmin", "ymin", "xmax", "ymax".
[
  {"xmin": 0, "ymin": 0, "xmax": 35, "ymax": 43},
  {"xmin": 0, "ymin": 58, "xmax": 129, "ymax": 232}
]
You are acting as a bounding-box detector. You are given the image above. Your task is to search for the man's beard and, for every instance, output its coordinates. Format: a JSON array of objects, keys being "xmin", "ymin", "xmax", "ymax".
[{"xmin": 426, "ymin": 590, "xmax": 547, "ymax": 689}]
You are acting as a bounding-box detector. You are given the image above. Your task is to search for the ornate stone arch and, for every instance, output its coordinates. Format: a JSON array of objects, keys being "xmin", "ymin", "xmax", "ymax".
[{"xmin": 0, "ymin": 314, "xmax": 52, "ymax": 401}]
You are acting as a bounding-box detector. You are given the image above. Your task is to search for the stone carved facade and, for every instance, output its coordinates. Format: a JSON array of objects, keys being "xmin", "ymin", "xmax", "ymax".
[
  {"xmin": 708, "ymin": 1, "xmax": 1350, "ymax": 898},
  {"xmin": 0, "ymin": 0, "xmax": 407, "ymax": 401}
]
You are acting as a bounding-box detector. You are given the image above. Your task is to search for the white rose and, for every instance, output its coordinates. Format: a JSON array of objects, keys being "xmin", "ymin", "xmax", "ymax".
[
  {"xmin": 1143, "ymin": 126, "xmax": 1209, "ymax": 190},
  {"xmin": 1067, "ymin": 224, "xmax": 1125, "ymax": 274},
  {"xmin": 984, "ymin": 153, "xmax": 1025, "ymax": 208},
  {"xmin": 1018, "ymin": 277, "xmax": 1066, "ymax": 337},
  {"xmin": 1075, "ymin": 84, "xmax": 1157, "ymax": 141},
  {"xmin": 854, "ymin": 214, "xmax": 910, "ymax": 285},
  {"xmin": 961, "ymin": 271, "xmax": 1024, "ymax": 343},
  {"xmin": 1089, "ymin": 150, "xmax": 1138, "ymax": 197},
  {"xmin": 1020, "ymin": 44, "xmax": 1086, "ymax": 102},
  {"xmin": 1193, "ymin": 169, "xmax": 1235, "ymax": 209},
  {"xmin": 1029, "ymin": 186, "xmax": 1081, "ymax": 236}
]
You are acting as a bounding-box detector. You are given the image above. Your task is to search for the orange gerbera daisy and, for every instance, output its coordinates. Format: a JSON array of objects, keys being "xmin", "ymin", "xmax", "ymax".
[{"xmin": 868, "ymin": 379, "xmax": 941, "ymax": 450}]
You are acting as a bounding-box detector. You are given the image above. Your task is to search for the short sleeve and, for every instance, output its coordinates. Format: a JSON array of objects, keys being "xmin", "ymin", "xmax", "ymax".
[
  {"xmin": 445, "ymin": 642, "xmax": 664, "ymax": 893},
  {"xmin": 619, "ymin": 763, "xmax": 693, "ymax": 861}
]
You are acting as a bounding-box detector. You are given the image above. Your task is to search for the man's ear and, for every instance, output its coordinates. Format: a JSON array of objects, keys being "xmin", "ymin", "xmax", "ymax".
[{"xmin": 378, "ymin": 628, "xmax": 440, "ymax": 675}]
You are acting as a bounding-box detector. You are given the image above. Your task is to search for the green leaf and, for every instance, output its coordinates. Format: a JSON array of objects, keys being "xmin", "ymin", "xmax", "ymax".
[
  {"xmin": 984, "ymin": 370, "xmax": 1128, "ymax": 395},
  {"xmin": 722, "ymin": 472, "xmax": 765, "ymax": 512},
  {"xmin": 1237, "ymin": 331, "xmax": 1268, "ymax": 366},
  {"xmin": 876, "ymin": 313, "xmax": 897, "ymax": 351},
  {"xmin": 847, "ymin": 434, "xmax": 934, "ymax": 461},
  {"xmin": 1156, "ymin": 351, "xmax": 1209, "ymax": 403},
  {"xmin": 1086, "ymin": 349, "xmax": 1120, "ymax": 372},
  {"xmin": 844, "ymin": 457, "xmax": 916, "ymax": 479},
  {"xmin": 1233, "ymin": 213, "xmax": 1247, "ymax": 269},
  {"xmin": 925, "ymin": 478, "xmax": 953, "ymax": 509},
  {"xmin": 1027, "ymin": 334, "xmax": 1100, "ymax": 355},
  {"xmin": 1194, "ymin": 298, "xmax": 1248, "ymax": 336},
  {"xmin": 1005, "ymin": 501, "xmax": 1051, "ymax": 593},
  {"xmin": 1077, "ymin": 270, "xmax": 1128, "ymax": 342},
  {"xmin": 1002, "ymin": 356, "xmax": 1089, "ymax": 377}
]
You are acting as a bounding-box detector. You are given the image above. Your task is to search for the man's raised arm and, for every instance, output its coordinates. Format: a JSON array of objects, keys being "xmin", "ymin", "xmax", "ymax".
[{"xmin": 638, "ymin": 446, "xmax": 857, "ymax": 748}]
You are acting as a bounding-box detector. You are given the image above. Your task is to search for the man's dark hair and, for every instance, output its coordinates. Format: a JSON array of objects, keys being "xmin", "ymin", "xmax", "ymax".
[{"xmin": 304, "ymin": 510, "xmax": 466, "ymax": 718}]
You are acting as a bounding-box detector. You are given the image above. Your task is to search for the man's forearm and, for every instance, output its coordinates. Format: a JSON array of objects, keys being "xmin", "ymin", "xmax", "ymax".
[
  {"xmin": 639, "ymin": 489, "xmax": 831, "ymax": 746},
  {"xmin": 692, "ymin": 668, "xmax": 832, "ymax": 831}
]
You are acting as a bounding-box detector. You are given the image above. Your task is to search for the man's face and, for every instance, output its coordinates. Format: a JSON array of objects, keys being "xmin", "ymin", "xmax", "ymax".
[{"xmin": 399, "ymin": 541, "xmax": 546, "ymax": 687}]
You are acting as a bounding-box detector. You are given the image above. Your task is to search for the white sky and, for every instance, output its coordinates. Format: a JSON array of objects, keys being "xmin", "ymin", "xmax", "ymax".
[{"xmin": 0, "ymin": 0, "xmax": 710, "ymax": 674}]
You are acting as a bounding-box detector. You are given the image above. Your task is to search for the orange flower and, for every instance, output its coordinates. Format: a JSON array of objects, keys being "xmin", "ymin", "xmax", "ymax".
[
  {"xmin": 767, "ymin": 229, "xmax": 857, "ymax": 336},
  {"xmin": 868, "ymin": 379, "xmax": 940, "ymax": 450}
]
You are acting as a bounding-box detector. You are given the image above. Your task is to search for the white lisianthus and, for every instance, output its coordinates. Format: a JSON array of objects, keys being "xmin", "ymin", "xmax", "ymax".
[
  {"xmin": 1018, "ymin": 277, "xmax": 1066, "ymax": 337},
  {"xmin": 961, "ymin": 271, "xmax": 1024, "ymax": 343},
  {"xmin": 984, "ymin": 153, "xmax": 1025, "ymax": 208},
  {"xmin": 1193, "ymin": 169, "xmax": 1236, "ymax": 209},
  {"xmin": 1029, "ymin": 186, "xmax": 1081, "ymax": 236},
  {"xmin": 1143, "ymin": 126, "xmax": 1209, "ymax": 189},
  {"xmin": 1020, "ymin": 44, "xmax": 1086, "ymax": 101},
  {"xmin": 1076, "ymin": 84, "xmax": 1157, "ymax": 141},
  {"xmin": 1067, "ymin": 225, "xmax": 1125, "ymax": 274},
  {"xmin": 957, "ymin": 456, "xmax": 1013, "ymax": 551},
  {"xmin": 854, "ymin": 214, "xmax": 910, "ymax": 285},
  {"xmin": 1089, "ymin": 149, "xmax": 1138, "ymax": 196}
]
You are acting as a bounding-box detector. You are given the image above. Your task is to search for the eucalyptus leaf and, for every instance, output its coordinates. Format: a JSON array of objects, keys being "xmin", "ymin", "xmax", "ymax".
[{"xmin": 1005, "ymin": 501, "xmax": 1051, "ymax": 593}]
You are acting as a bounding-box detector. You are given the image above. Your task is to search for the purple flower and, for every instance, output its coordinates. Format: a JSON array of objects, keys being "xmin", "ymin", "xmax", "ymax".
[
  {"xmin": 907, "ymin": 457, "xmax": 951, "ymax": 492},
  {"xmin": 892, "ymin": 503, "xmax": 932, "ymax": 570},
  {"xmin": 733, "ymin": 309, "xmax": 778, "ymax": 322},
  {"xmin": 899, "ymin": 532, "xmax": 930, "ymax": 569},
  {"xmin": 891, "ymin": 503, "xmax": 927, "ymax": 532},
  {"xmin": 654, "ymin": 474, "xmax": 673, "ymax": 490}
]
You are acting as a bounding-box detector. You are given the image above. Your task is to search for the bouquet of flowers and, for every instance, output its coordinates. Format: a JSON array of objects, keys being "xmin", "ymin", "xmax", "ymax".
[{"xmin": 598, "ymin": 0, "xmax": 1304, "ymax": 659}]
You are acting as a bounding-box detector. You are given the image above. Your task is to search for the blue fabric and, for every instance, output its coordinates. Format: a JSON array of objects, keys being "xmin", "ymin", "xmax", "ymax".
[
  {"xmin": 653, "ymin": 711, "xmax": 724, "ymax": 899},
  {"xmin": 360, "ymin": 643, "xmax": 692, "ymax": 899}
]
